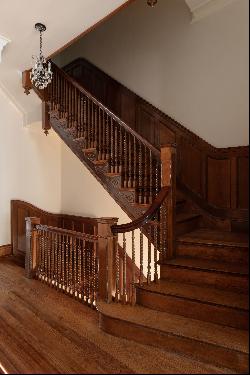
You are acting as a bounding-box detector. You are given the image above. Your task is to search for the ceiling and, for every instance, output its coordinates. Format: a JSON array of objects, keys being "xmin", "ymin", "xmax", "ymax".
[{"xmin": 0, "ymin": 0, "xmax": 129, "ymax": 124}]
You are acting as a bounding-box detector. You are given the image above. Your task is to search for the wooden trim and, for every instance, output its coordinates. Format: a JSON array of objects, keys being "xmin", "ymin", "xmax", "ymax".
[
  {"xmin": 48, "ymin": 1, "xmax": 136, "ymax": 59},
  {"xmin": 0, "ymin": 244, "xmax": 12, "ymax": 257}
]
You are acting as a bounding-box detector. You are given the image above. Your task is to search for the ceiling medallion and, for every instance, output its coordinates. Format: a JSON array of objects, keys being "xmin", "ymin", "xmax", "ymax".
[
  {"xmin": 30, "ymin": 23, "xmax": 53, "ymax": 90},
  {"xmin": 147, "ymin": 0, "xmax": 157, "ymax": 6}
]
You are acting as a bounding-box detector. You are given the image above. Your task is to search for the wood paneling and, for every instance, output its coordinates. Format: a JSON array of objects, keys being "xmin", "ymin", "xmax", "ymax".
[
  {"xmin": 11, "ymin": 200, "xmax": 98, "ymax": 258},
  {"xmin": 0, "ymin": 244, "xmax": 12, "ymax": 257},
  {"xmin": 238, "ymin": 157, "xmax": 249, "ymax": 209},
  {"xmin": 207, "ymin": 158, "xmax": 231, "ymax": 209},
  {"xmin": 63, "ymin": 58, "xmax": 249, "ymax": 226}
]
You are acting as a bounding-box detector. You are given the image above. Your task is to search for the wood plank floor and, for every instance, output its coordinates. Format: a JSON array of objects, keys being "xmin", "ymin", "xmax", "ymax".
[{"xmin": 0, "ymin": 257, "xmax": 234, "ymax": 374}]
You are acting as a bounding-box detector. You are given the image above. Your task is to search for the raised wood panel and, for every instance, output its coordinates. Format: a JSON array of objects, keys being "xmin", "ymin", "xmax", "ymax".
[
  {"xmin": 120, "ymin": 87, "xmax": 137, "ymax": 131},
  {"xmin": 238, "ymin": 157, "xmax": 249, "ymax": 209},
  {"xmin": 207, "ymin": 158, "xmax": 231, "ymax": 209},
  {"xmin": 180, "ymin": 140, "xmax": 203, "ymax": 197},
  {"xmin": 136, "ymin": 104, "xmax": 156, "ymax": 146}
]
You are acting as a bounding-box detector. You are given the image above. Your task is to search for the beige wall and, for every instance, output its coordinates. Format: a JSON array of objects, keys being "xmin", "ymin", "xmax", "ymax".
[
  {"xmin": 54, "ymin": 0, "xmax": 249, "ymax": 148},
  {"xmin": 0, "ymin": 88, "xmax": 62, "ymax": 245}
]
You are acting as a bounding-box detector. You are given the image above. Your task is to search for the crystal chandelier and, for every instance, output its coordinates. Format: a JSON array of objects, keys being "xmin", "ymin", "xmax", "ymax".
[{"xmin": 30, "ymin": 23, "xmax": 52, "ymax": 90}]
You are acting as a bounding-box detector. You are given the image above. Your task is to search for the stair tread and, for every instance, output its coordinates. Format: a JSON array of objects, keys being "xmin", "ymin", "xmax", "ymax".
[
  {"xmin": 178, "ymin": 229, "xmax": 249, "ymax": 248},
  {"xmin": 137, "ymin": 279, "xmax": 249, "ymax": 310},
  {"xmin": 97, "ymin": 301, "xmax": 249, "ymax": 353},
  {"xmin": 176, "ymin": 213, "xmax": 201, "ymax": 223},
  {"xmin": 162, "ymin": 257, "xmax": 249, "ymax": 275}
]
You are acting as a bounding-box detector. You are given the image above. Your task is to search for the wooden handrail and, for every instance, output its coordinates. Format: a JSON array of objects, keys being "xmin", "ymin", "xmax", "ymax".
[
  {"xmin": 36, "ymin": 224, "xmax": 99, "ymax": 242},
  {"xmin": 111, "ymin": 186, "xmax": 169, "ymax": 234},
  {"xmin": 51, "ymin": 62, "xmax": 161, "ymax": 159}
]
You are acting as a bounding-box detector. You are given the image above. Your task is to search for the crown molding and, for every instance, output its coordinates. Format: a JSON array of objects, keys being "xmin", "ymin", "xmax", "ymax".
[
  {"xmin": 0, "ymin": 35, "xmax": 10, "ymax": 63},
  {"xmin": 185, "ymin": 0, "xmax": 236, "ymax": 23}
]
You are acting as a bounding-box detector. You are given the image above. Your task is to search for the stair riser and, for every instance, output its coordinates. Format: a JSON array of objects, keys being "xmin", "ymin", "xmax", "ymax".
[
  {"xmin": 177, "ymin": 243, "xmax": 249, "ymax": 264},
  {"xmin": 160, "ymin": 266, "xmax": 249, "ymax": 294},
  {"xmin": 99, "ymin": 313, "xmax": 248, "ymax": 373},
  {"xmin": 136, "ymin": 289, "xmax": 249, "ymax": 330},
  {"xmin": 176, "ymin": 218, "xmax": 200, "ymax": 236}
]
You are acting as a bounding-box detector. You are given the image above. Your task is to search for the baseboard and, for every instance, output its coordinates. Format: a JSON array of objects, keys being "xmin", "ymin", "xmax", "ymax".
[{"xmin": 0, "ymin": 244, "xmax": 12, "ymax": 257}]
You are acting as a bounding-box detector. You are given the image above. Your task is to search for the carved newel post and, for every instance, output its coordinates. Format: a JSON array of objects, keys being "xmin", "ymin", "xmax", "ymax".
[
  {"xmin": 97, "ymin": 217, "xmax": 118, "ymax": 303},
  {"xmin": 161, "ymin": 144, "xmax": 177, "ymax": 260},
  {"xmin": 25, "ymin": 217, "xmax": 41, "ymax": 279}
]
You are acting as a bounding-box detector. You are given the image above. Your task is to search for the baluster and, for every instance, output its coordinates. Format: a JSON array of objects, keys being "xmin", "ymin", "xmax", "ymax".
[
  {"xmin": 119, "ymin": 126, "xmax": 123, "ymax": 174},
  {"xmin": 57, "ymin": 233, "xmax": 62, "ymax": 290},
  {"xmin": 106, "ymin": 114, "xmax": 110, "ymax": 160},
  {"xmin": 139, "ymin": 143, "xmax": 143, "ymax": 204},
  {"xmin": 54, "ymin": 233, "xmax": 58, "ymax": 288},
  {"xmin": 149, "ymin": 151, "xmax": 153, "ymax": 204},
  {"xmin": 98, "ymin": 107, "xmax": 102, "ymax": 160},
  {"xmin": 110, "ymin": 118, "xmax": 114, "ymax": 173},
  {"xmin": 82, "ymin": 239, "xmax": 86, "ymax": 302},
  {"xmin": 45, "ymin": 230, "xmax": 48, "ymax": 283},
  {"xmin": 122, "ymin": 233, "xmax": 127, "ymax": 304},
  {"xmin": 87, "ymin": 246, "xmax": 91, "ymax": 304},
  {"xmin": 147, "ymin": 227, "xmax": 152, "ymax": 284},
  {"xmin": 62, "ymin": 234, "xmax": 66, "ymax": 292},
  {"xmin": 133, "ymin": 137, "xmax": 137, "ymax": 189},
  {"xmin": 127, "ymin": 134, "xmax": 132, "ymax": 188},
  {"xmin": 144, "ymin": 145, "xmax": 148, "ymax": 204},
  {"xmin": 154, "ymin": 217, "xmax": 159, "ymax": 283},
  {"xmin": 47, "ymin": 231, "xmax": 51, "ymax": 286},
  {"xmin": 102, "ymin": 110, "xmax": 106, "ymax": 160},
  {"xmin": 69, "ymin": 235, "xmax": 73, "ymax": 295},
  {"xmin": 91, "ymin": 101, "xmax": 95, "ymax": 148},
  {"xmin": 73, "ymin": 237, "xmax": 77, "ymax": 298},
  {"xmin": 77, "ymin": 238, "xmax": 81, "ymax": 299},
  {"xmin": 124, "ymin": 132, "xmax": 128, "ymax": 188},
  {"xmin": 131, "ymin": 231, "xmax": 136, "ymax": 305},
  {"xmin": 114, "ymin": 124, "xmax": 118, "ymax": 173},
  {"xmin": 94, "ymin": 105, "xmax": 98, "ymax": 147},
  {"xmin": 139, "ymin": 231, "xmax": 144, "ymax": 285},
  {"xmin": 115, "ymin": 235, "xmax": 120, "ymax": 302},
  {"xmin": 83, "ymin": 97, "xmax": 87, "ymax": 145}
]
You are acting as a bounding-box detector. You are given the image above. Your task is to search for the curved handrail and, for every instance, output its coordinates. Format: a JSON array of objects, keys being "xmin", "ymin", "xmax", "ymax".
[
  {"xmin": 51, "ymin": 62, "xmax": 161, "ymax": 159},
  {"xmin": 111, "ymin": 186, "xmax": 169, "ymax": 234}
]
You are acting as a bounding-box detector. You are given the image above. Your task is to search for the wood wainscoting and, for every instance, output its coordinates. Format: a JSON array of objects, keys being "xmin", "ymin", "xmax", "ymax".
[
  {"xmin": 0, "ymin": 244, "xmax": 12, "ymax": 257},
  {"xmin": 63, "ymin": 58, "xmax": 249, "ymax": 230}
]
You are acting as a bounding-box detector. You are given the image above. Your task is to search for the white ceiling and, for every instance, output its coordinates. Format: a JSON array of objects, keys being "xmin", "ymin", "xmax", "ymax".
[
  {"xmin": 185, "ymin": 0, "xmax": 236, "ymax": 22},
  {"xmin": 0, "ymin": 0, "xmax": 128, "ymax": 124}
]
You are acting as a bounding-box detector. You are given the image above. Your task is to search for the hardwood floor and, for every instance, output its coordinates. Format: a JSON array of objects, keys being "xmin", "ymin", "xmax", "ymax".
[{"xmin": 0, "ymin": 257, "xmax": 235, "ymax": 375}]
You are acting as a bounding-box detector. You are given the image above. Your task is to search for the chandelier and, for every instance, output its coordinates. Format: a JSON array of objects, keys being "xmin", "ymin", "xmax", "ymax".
[{"xmin": 30, "ymin": 23, "xmax": 52, "ymax": 90}]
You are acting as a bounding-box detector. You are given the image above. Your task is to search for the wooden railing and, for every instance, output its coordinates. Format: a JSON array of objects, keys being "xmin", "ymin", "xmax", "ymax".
[
  {"xmin": 25, "ymin": 185, "xmax": 172, "ymax": 307},
  {"xmin": 25, "ymin": 216, "xmax": 118, "ymax": 306}
]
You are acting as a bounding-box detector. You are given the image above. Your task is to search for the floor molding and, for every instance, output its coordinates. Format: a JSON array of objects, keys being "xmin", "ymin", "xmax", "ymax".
[{"xmin": 0, "ymin": 244, "xmax": 12, "ymax": 257}]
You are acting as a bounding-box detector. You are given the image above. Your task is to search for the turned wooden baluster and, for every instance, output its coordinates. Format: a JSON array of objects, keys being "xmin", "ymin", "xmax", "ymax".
[
  {"xmin": 139, "ymin": 231, "xmax": 144, "ymax": 285},
  {"xmin": 133, "ymin": 137, "xmax": 137, "ymax": 189},
  {"xmin": 131, "ymin": 230, "xmax": 136, "ymax": 305},
  {"xmin": 138, "ymin": 143, "xmax": 143, "ymax": 204},
  {"xmin": 147, "ymin": 227, "xmax": 152, "ymax": 284},
  {"xmin": 154, "ymin": 217, "xmax": 159, "ymax": 282},
  {"xmin": 119, "ymin": 126, "xmax": 123, "ymax": 174},
  {"xmin": 124, "ymin": 132, "xmax": 128, "ymax": 188}
]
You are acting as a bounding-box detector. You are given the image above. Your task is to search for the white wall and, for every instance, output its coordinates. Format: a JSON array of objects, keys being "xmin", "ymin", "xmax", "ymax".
[
  {"xmin": 61, "ymin": 141, "xmax": 130, "ymax": 222},
  {"xmin": 54, "ymin": 0, "xmax": 249, "ymax": 148},
  {"xmin": 0, "ymin": 88, "xmax": 62, "ymax": 245}
]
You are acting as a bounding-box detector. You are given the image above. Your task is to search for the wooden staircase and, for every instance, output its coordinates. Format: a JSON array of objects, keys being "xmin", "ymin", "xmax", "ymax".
[{"xmin": 22, "ymin": 61, "xmax": 249, "ymax": 373}]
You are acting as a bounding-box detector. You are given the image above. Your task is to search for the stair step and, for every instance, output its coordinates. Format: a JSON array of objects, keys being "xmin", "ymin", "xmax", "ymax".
[
  {"xmin": 160, "ymin": 257, "xmax": 249, "ymax": 293},
  {"xmin": 98, "ymin": 302, "xmax": 249, "ymax": 373},
  {"xmin": 176, "ymin": 213, "xmax": 201, "ymax": 235},
  {"xmin": 136, "ymin": 279, "xmax": 249, "ymax": 329},
  {"xmin": 177, "ymin": 229, "xmax": 249, "ymax": 264}
]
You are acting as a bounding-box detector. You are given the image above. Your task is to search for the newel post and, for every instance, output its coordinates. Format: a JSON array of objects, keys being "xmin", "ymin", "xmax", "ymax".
[
  {"xmin": 161, "ymin": 144, "xmax": 177, "ymax": 259},
  {"xmin": 25, "ymin": 217, "xmax": 41, "ymax": 279},
  {"xmin": 97, "ymin": 217, "xmax": 118, "ymax": 303}
]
